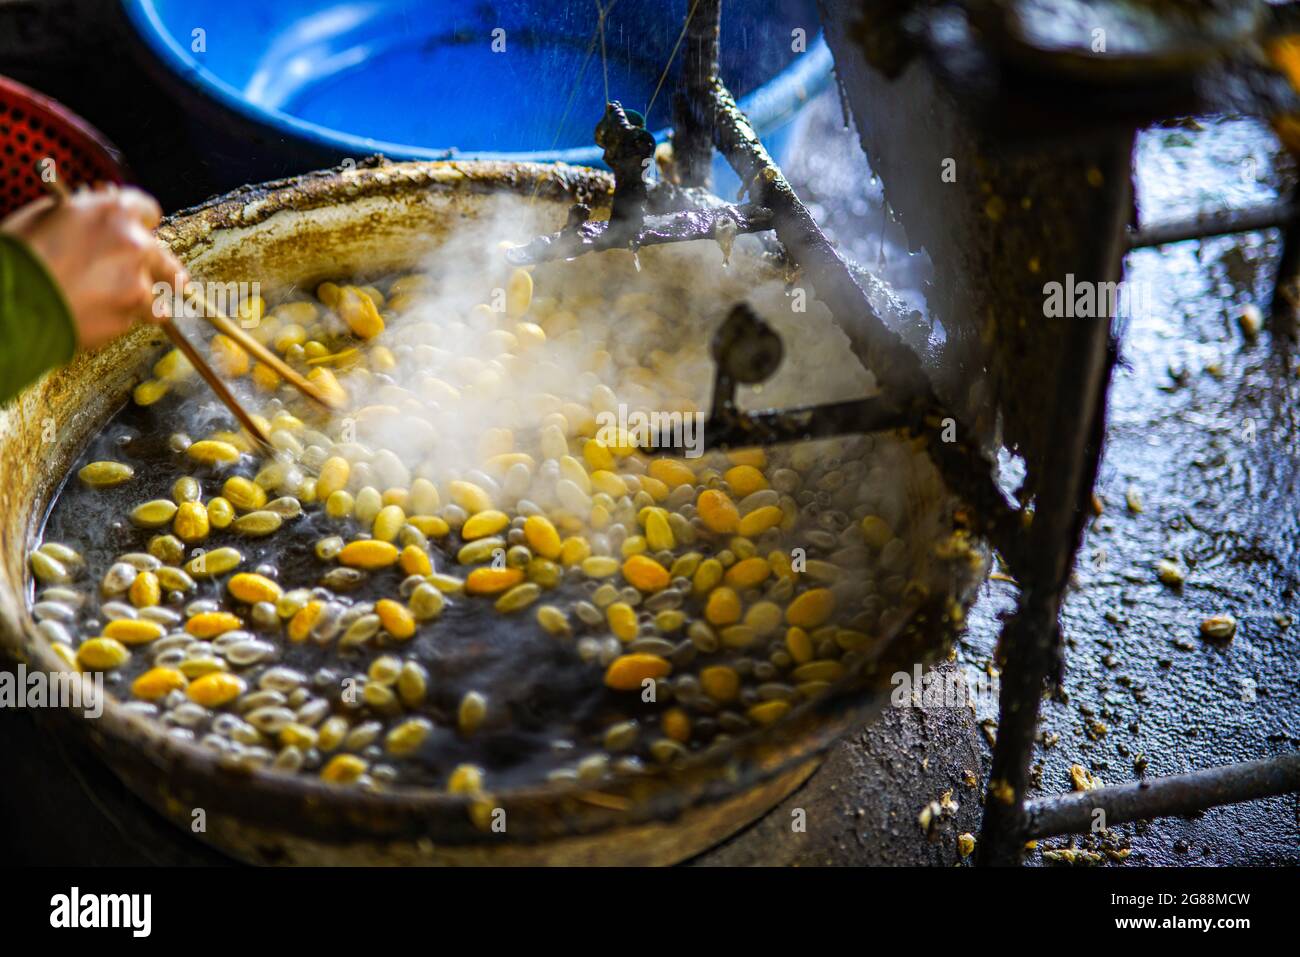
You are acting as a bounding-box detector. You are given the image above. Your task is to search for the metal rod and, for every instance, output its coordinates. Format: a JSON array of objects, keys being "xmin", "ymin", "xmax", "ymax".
[
  {"xmin": 655, "ymin": 302, "xmax": 912, "ymax": 450},
  {"xmin": 977, "ymin": 596, "xmax": 1059, "ymax": 864},
  {"xmin": 1126, "ymin": 202, "xmax": 1297, "ymax": 249},
  {"xmin": 977, "ymin": 145, "xmax": 1133, "ymax": 866},
  {"xmin": 649, "ymin": 396, "xmax": 911, "ymax": 455},
  {"xmin": 1023, "ymin": 753, "xmax": 1300, "ymax": 839},
  {"xmin": 670, "ymin": 0, "xmax": 722, "ymax": 188},
  {"xmin": 505, "ymin": 202, "xmax": 773, "ymax": 266},
  {"xmin": 1269, "ymin": 191, "xmax": 1300, "ymax": 339},
  {"xmin": 1128, "ymin": 197, "xmax": 1300, "ymax": 338}
]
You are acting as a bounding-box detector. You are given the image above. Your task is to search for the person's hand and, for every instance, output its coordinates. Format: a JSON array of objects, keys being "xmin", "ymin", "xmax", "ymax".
[{"xmin": 0, "ymin": 185, "xmax": 187, "ymax": 350}]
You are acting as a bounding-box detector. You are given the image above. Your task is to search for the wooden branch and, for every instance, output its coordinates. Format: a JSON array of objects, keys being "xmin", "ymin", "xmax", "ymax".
[
  {"xmin": 1023, "ymin": 753, "xmax": 1300, "ymax": 838},
  {"xmin": 670, "ymin": 0, "xmax": 722, "ymax": 188},
  {"xmin": 708, "ymin": 76, "xmax": 1022, "ymax": 554},
  {"xmin": 505, "ymin": 202, "xmax": 773, "ymax": 266}
]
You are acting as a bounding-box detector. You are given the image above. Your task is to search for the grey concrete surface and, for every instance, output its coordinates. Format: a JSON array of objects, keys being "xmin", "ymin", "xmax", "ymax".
[{"xmin": 694, "ymin": 662, "xmax": 984, "ymax": 866}]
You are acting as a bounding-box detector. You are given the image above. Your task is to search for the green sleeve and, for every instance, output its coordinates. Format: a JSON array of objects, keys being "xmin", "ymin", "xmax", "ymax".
[{"xmin": 0, "ymin": 232, "xmax": 77, "ymax": 404}]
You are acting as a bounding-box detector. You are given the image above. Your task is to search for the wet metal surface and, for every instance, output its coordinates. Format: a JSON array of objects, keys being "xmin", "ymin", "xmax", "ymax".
[
  {"xmin": 783, "ymin": 95, "xmax": 1299, "ymax": 865},
  {"xmin": 969, "ymin": 116, "xmax": 1300, "ymax": 865}
]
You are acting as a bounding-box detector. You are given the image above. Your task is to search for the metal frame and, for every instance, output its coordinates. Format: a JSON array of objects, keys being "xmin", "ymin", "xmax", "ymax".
[{"xmin": 513, "ymin": 0, "xmax": 1300, "ymax": 864}]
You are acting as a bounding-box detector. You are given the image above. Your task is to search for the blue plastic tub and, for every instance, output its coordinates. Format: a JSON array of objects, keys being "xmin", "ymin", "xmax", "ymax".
[{"xmin": 120, "ymin": 0, "xmax": 832, "ymax": 193}]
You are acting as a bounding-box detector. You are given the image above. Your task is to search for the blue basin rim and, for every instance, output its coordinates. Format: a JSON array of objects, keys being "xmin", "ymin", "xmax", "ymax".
[{"xmin": 121, "ymin": 1, "xmax": 833, "ymax": 165}]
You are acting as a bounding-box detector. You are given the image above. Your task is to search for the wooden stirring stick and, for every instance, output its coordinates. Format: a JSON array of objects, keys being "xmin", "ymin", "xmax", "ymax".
[
  {"xmin": 196, "ymin": 294, "xmax": 344, "ymax": 411},
  {"xmin": 158, "ymin": 321, "xmax": 274, "ymax": 450},
  {"xmin": 40, "ymin": 177, "xmax": 274, "ymax": 451}
]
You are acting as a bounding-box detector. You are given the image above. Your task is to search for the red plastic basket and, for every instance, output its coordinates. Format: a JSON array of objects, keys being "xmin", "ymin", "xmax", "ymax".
[{"xmin": 0, "ymin": 75, "xmax": 128, "ymax": 220}]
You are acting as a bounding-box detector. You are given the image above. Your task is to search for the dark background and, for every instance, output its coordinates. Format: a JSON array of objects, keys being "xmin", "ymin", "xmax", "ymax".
[{"xmin": 1, "ymin": 0, "xmax": 259, "ymax": 209}]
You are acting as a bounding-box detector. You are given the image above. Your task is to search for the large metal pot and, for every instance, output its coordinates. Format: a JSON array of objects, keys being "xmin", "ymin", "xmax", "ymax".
[{"xmin": 0, "ymin": 159, "xmax": 975, "ymax": 864}]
